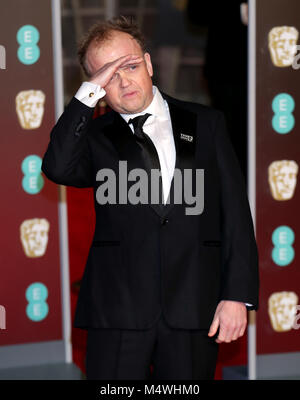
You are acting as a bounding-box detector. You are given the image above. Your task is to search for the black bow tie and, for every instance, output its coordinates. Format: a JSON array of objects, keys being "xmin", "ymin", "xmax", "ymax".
[{"xmin": 128, "ymin": 113, "xmax": 151, "ymax": 139}]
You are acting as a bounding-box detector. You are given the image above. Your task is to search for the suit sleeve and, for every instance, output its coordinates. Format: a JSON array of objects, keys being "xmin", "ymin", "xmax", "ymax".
[
  {"xmin": 213, "ymin": 110, "xmax": 259, "ymax": 310},
  {"xmin": 41, "ymin": 97, "xmax": 95, "ymax": 188}
]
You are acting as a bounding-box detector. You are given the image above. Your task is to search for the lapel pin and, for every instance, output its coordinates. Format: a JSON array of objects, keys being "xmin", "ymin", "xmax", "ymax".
[{"xmin": 180, "ymin": 133, "xmax": 193, "ymax": 142}]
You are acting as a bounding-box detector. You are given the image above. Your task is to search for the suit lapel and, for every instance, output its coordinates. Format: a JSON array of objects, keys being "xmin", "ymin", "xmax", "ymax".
[
  {"xmin": 101, "ymin": 93, "xmax": 197, "ymax": 218},
  {"xmin": 102, "ymin": 111, "xmax": 144, "ymax": 172},
  {"xmin": 161, "ymin": 93, "xmax": 197, "ymax": 217}
]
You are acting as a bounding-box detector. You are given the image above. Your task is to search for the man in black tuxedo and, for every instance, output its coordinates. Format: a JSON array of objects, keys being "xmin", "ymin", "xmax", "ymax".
[{"xmin": 42, "ymin": 16, "xmax": 259, "ymax": 380}]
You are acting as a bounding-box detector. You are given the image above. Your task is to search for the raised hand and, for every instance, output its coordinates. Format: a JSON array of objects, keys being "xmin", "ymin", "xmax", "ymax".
[{"xmin": 88, "ymin": 54, "xmax": 143, "ymax": 88}]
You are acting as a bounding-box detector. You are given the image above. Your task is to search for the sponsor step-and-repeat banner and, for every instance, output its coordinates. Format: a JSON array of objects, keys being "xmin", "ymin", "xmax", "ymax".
[
  {"xmin": 255, "ymin": 0, "xmax": 300, "ymax": 362},
  {"xmin": 0, "ymin": 1, "xmax": 64, "ymax": 351}
]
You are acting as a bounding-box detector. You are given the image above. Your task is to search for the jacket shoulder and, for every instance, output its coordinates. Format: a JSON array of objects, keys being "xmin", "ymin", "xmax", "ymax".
[{"xmin": 163, "ymin": 92, "xmax": 224, "ymax": 122}]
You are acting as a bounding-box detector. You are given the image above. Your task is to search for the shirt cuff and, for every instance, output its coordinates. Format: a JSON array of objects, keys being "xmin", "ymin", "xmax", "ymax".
[
  {"xmin": 222, "ymin": 300, "xmax": 253, "ymax": 307},
  {"xmin": 74, "ymin": 81, "xmax": 106, "ymax": 108}
]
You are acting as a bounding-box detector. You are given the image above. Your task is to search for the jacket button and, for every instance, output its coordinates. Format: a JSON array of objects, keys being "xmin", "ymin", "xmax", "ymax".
[{"xmin": 161, "ymin": 218, "xmax": 169, "ymax": 225}]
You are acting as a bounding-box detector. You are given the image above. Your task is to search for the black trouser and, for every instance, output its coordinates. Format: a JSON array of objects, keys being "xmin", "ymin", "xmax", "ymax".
[{"xmin": 85, "ymin": 313, "xmax": 219, "ymax": 380}]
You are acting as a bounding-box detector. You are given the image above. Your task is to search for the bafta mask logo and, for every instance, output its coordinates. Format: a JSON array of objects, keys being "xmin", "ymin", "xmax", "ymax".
[
  {"xmin": 268, "ymin": 291, "xmax": 298, "ymax": 332},
  {"xmin": 20, "ymin": 218, "xmax": 49, "ymax": 258},
  {"xmin": 268, "ymin": 160, "xmax": 298, "ymax": 200},
  {"xmin": 268, "ymin": 26, "xmax": 299, "ymax": 67},
  {"xmin": 16, "ymin": 90, "xmax": 45, "ymax": 130}
]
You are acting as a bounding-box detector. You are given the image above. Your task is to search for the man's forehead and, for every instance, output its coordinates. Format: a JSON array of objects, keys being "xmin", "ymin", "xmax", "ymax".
[{"xmin": 87, "ymin": 32, "xmax": 142, "ymax": 67}]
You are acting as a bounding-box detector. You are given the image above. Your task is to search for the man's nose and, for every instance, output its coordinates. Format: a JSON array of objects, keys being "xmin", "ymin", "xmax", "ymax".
[{"xmin": 118, "ymin": 71, "xmax": 131, "ymax": 87}]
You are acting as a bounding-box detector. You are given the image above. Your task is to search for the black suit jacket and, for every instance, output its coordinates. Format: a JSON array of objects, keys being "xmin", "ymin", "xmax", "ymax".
[{"xmin": 42, "ymin": 91, "xmax": 259, "ymax": 330}]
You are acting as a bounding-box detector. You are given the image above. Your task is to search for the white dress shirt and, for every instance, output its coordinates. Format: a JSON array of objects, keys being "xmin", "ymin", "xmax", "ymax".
[{"xmin": 75, "ymin": 83, "xmax": 176, "ymax": 204}]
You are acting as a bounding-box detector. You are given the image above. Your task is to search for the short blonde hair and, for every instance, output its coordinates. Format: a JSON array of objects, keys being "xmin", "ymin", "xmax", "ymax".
[{"xmin": 78, "ymin": 15, "xmax": 147, "ymax": 77}]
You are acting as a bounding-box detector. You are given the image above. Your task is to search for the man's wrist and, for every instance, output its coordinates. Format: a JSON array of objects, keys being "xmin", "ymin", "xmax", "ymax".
[
  {"xmin": 75, "ymin": 81, "xmax": 106, "ymax": 108},
  {"xmin": 221, "ymin": 299, "xmax": 252, "ymax": 307}
]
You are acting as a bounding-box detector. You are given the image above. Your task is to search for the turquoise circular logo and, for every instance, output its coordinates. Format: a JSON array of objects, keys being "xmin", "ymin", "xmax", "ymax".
[
  {"xmin": 17, "ymin": 25, "xmax": 40, "ymax": 45},
  {"xmin": 272, "ymin": 93, "xmax": 295, "ymax": 134},
  {"xmin": 25, "ymin": 282, "xmax": 49, "ymax": 322},
  {"xmin": 272, "ymin": 226, "xmax": 295, "ymax": 246},
  {"xmin": 21, "ymin": 155, "xmax": 44, "ymax": 194},
  {"xmin": 21, "ymin": 155, "xmax": 42, "ymax": 175},
  {"xmin": 272, "ymin": 93, "xmax": 295, "ymax": 114},
  {"xmin": 272, "ymin": 113, "xmax": 295, "ymax": 134},
  {"xmin": 26, "ymin": 302, "xmax": 49, "ymax": 322},
  {"xmin": 22, "ymin": 175, "xmax": 44, "ymax": 194},
  {"xmin": 17, "ymin": 25, "xmax": 40, "ymax": 65},
  {"xmin": 271, "ymin": 226, "xmax": 295, "ymax": 267},
  {"xmin": 17, "ymin": 45, "xmax": 40, "ymax": 65},
  {"xmin": 25, "ymin": 282, "xmax": 48, "ymax": 302},
  {"xmin": 272, "ymin": 246, "xmax": 295, "ymax": 267}
]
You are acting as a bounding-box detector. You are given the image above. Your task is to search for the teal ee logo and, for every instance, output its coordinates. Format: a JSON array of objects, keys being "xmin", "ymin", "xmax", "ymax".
[
  {"xmin": 272, "ymin": 93, "xmax": 295, "ymax": 134},
  {"xmin": 272, "ymin": 225, "xmax": 295, "ymax": 266},
  {"xmin": 0, "ymin": 45, "xmax": 6, "ymax": 69},
  {"xmin": 21, "ymin": 155, "xmax": 44, "ymax": 194},
  {"xmin": 25, "ymin": 282, "xmax": 49, "ymax": 322},
  {"xmin": 17, "ymin": 25, "xmax": 40, "ymax": 65}
]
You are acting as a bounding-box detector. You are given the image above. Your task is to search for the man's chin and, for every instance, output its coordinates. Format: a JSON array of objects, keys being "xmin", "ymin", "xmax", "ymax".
[{"xmin": 120, "ymin": 101, "xmax": 147, "ymax": 115}]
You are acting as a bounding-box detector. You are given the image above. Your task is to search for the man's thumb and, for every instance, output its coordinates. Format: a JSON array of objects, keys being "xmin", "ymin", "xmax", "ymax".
[{"xmin": 208, "ymin": 317, "xmax": 219, "ymax": 337}]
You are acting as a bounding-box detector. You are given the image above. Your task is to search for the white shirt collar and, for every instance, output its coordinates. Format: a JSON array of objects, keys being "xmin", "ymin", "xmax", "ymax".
[{"xmin": 120, "ymin": 85, "xmax": 169, "ymax": 125}]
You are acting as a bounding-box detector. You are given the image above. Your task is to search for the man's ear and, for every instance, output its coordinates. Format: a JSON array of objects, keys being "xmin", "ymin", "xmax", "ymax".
[{"xmin": 144, "ymin": 52, "xmax": 153, "ymax": 77}]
